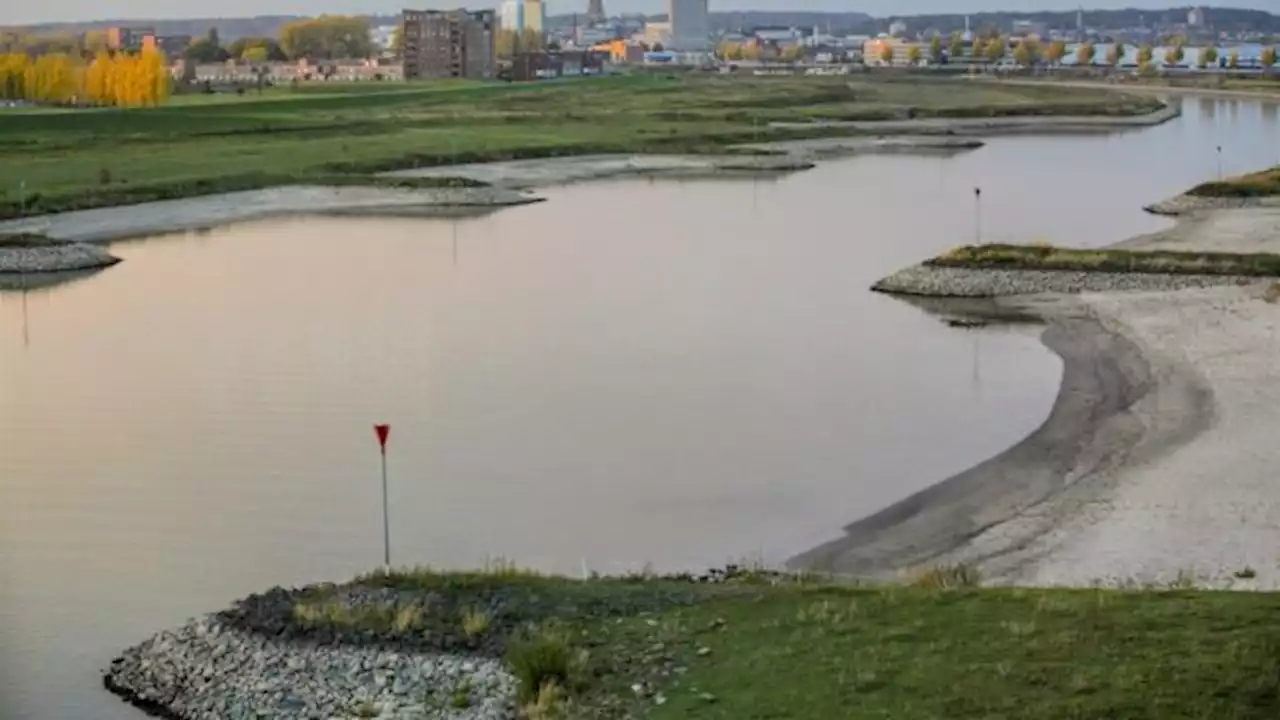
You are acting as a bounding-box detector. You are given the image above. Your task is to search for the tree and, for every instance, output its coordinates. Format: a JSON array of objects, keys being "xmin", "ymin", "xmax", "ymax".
[
  {"xmin": 878, "ymin": 43, "xmax": 894, "ymax": 65},
  {"xmin": 1105, "ymin": 43, "xmax": 1121, "ymax": 67},
  {"xmin": 278, "ymin": 16, "xmax": 373, "ymax": 60},
  {"xmin": 948, "ymin": 32, "xmax": 964, "ymax": 61},
  {"xmin": 1013, "ymin": 39, "xmax": 1039, "ymax": 67},
  {"xmin": 1136, "ymin": 44, "xmax": 1154, "ymax": 67},
  {"xmin": 984, "ymin": 36, "xmax": 1006, "ymax": 64},
  {"xmin": 242, "ymin": 46, "xmax": 269, "ymax": 63},
  {"xmin": 907, "ymin": 45, "xmax": 923, "ymax": 66},
  {"xmin": 1164, "ymin": 41, "xmax": 1184, "ymax": 67},
  {"xmin": 228, "ymin": 37, "xmax": 286, "ymax": 62},
  {"xmin": 389, "ymin": 27, "xmax": 403, "ymax": 56},
  {"xmin": 1200, "ymin": 45, "xmax": 1218, "ymax": 69},
  {"xmin": 186, "ymin": 38, "xmax": 229, "ymax": 63},
  {"xmin": 82, "ymin": 30, "xmax": 110, "ymax": 54},
  {"xmin": 1263, "ymin": 47, "xmax": 1278, "ymax": 73},
  {"xmin": 1228, "ymin": 50, "xmax": 1240, "ymax": 69},
  {"xmin": 1047, "ymin": 39, "xmax": 1067, "ymax": 65},
  {"xmin": 928, "ymin": 36, "xmax": 943, "ymax": 64},
  {"xmin": 1075, "ymin": 42, "xmax": 1096, "ymax": 67}
]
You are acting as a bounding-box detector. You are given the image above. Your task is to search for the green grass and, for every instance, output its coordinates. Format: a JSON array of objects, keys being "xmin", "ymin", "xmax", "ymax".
[
  {"xmin": 931, "ymin": 243, "xmax": 1280, "ymax": 276},
  {"xmin": 611, "ymin": 585, "xmax": 1280, "ymax": 719},
  {"xmin": 0, "ymin": 74, "xmax": 1162, "ymax": 219},
  {"xmin": 1188, "ymin": 166, "xmax": 1280, "ymax": 198},
  {"xmin": 243, "ymin": 567, "xmax": 1280, "ymax": 719},
  {"xmin": 0, "ymin": 232, "xmax": 56, "ymax": 248}
]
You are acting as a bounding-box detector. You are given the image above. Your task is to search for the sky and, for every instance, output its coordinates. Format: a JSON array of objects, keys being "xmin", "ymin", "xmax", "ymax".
[{"xmin": 7, "ymin": 1, "xmax": 1272, "ymax": 27}]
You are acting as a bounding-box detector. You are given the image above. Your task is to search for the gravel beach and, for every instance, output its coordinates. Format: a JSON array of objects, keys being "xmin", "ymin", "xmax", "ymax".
[
  {"xmin": 0, "ymin": 242, "xmax": 121, "ymax": 274},
  {"xmin": 797, "ymin": 195, "xmax": 1280, "ymax": 589},
  {"xmin": 105, "ymin": 614, "xmax": 516, "ymax": 720}
]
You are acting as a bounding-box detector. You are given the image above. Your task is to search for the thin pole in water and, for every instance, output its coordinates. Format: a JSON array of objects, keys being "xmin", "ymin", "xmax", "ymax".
[
  {"xmin": 1216, "ymin": 145, "xmax": 1223, "ymax": 181},
  {"xmin": 974, "ymin": 186, "xmax": 982, "ymax": 244},
  {"xmin": 374, "ymin": 424, "xmax": 392, "ymax": 568}
]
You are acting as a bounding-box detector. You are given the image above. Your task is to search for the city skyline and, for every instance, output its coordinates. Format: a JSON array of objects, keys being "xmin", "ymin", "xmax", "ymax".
[{"xmin": 8, "ymin": 1, "xmax": 1272, "ymax": 27}]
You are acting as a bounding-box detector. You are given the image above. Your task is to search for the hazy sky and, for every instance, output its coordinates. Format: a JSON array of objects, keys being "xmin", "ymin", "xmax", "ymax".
[{"xmin": 9, "ymin": 1, "xmax": 1271, "ymax": 26}]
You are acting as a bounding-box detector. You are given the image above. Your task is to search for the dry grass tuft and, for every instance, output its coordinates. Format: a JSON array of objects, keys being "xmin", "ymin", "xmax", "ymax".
[
  {"xmin": 521, "ymin": 680, "xmax": 568, "ymax": 720},
  {"xmin": 461, "ymin": 607, "xmax": 492, "ymax": 640},
  {"xmin": 908, "ymin": 563, "xmax": 982, "ymax": 590}
]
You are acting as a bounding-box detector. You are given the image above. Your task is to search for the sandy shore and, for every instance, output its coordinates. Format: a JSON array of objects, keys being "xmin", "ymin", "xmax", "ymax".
[
  {"xmin": 794, "ymin": 201, "xmax": 1280, "ymax": 589},
  {"xmin": 0, "ymin": 186, "xmax": 540, "ymax": 244}
]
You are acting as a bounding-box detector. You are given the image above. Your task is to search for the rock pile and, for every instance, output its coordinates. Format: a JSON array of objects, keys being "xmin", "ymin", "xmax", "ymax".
[
  {"xmin": 0, "ymin": 242, "xmax": 120, "ymax": 274},
  {"xmin": 105, "ymin": 615, "xmax": 517, "ymax": 720},
  {"xmin": 1144, "ymin": 194, "xmax": 1280, "ymax": 216},
  {"xmin": 873, "ymin": 265, "xmax": 1258, "ymax": 298}
]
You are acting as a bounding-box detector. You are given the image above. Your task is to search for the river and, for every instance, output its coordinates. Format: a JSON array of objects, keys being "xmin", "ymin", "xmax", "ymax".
[{"xmin": 2, "ymin": 94, "xmax": 1278, "ymax": 719}]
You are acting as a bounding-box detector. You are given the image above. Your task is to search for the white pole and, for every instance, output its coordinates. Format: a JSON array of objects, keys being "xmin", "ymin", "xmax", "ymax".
[{"xmin": 381, "ymin": 447, "xmax": 390, "ymax": 568}]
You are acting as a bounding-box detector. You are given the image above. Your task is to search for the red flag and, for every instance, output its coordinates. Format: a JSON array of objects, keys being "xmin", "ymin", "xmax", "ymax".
[{"xmin": 374, "ymin": 424, "xmax": 390, "ymax": 451}]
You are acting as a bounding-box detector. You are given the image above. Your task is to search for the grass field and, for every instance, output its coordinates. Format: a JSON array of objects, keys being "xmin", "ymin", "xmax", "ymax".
[
  {"xmin": 237, "ymin": 568, "xmax": 1280, "ymax": 720},
  {"xmin": 1188, "ymin": 166, "xmax": 1280, "ymax": 198},
  {"xmin": 931, "ymin": 243, "xmax": 1280, "ymax": 276},
  {"xmin": 0, "ymin": 75, "xmax": 1162, "ymax": 219}
]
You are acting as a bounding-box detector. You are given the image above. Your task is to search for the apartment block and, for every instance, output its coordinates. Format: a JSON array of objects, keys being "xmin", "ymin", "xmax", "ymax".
[{"xmin": 402, "ymin": 8, "xmax": 497, "ymax": 80}]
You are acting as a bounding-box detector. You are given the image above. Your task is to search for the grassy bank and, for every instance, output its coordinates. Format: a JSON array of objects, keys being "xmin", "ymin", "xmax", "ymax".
[
  {"xmin": 0, "ymin": 173, "xmax": 489, "ymax": 219},
  {"xmin": 1187, "ymin": 166, "xmax": 1280, "ymax": 198},
  {"xmin": 0, "ymin": 75, "xmax": 1162, "ymax": 219},
  {"xmin": 230, "ymin": 567, "xmax": 1280, "ymax": 719},
  {"xmin": 931, "ymin": 243, "xmax": 1280, "ymax": 276}
]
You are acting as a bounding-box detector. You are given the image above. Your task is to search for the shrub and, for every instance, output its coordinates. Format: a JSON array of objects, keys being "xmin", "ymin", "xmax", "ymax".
[
  {"xmin": 909, "ymin": 563, "xmax": 982, "ymax": 590},
  {"xmin": 506, "ymin": 631, "xmax": 577, "ymax": 705},
  {"xmin": 461, "ymin": 608, "xmax": 491, "ymax": 640},
  {"xmin": 522, "ymin": 681, "xmax": 568, "ymax": 720},
  {"xmin": 391, "ymin": 603, "xmax": 425, "ymax": 634}
]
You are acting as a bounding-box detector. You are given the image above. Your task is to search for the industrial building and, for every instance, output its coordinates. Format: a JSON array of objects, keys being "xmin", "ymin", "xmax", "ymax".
[{"xmin": 402, "ymin": 8, "xmax": 497, "ymax": 79}]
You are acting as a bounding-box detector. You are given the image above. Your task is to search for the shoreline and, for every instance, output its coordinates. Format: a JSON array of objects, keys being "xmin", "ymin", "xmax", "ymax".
[
  {"xmin": 982, "ymin": 77, "xmax": 1280, "ymax": 102},
  {"xmin": 795, "ymin": 195, "xmax": 1280, "ymax": 587},
  {"xmin": 789, "ymin": 303, "xmax": 1206, "ymax": 578},
  {"xmin": 0, "ymin": 185, "xmax": 543, "ymax": 245},
  {"xmin": 0, "ymin": 103, "xmax": 1173, "ymax": 230}
]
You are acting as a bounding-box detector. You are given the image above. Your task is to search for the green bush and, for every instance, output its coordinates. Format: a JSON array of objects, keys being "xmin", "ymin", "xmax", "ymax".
[{"xmin": 506, "ymin": 631, "xmax": 577, "ymax": 705}]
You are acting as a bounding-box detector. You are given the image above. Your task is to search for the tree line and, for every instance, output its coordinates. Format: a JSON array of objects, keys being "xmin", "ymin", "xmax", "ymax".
[
  {"xmin": 0, "ymin": 46, "xmax": 170, "ymax": 106},
  {"xmin": 2, "ymin": 15, "xmax": 376, "ymax": 67},
  {"xmin": 857, "ymin": 34, "xmax": 1278, "ymax": 72}
]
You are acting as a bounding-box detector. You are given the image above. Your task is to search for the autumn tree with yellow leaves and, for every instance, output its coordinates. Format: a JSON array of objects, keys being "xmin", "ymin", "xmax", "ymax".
[{"xmin": 0, "ymin": 46, "xmax": 170, "ymax": 107}]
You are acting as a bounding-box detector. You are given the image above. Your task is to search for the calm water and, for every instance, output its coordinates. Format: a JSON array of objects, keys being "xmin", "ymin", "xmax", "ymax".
[{"xmin": 2, "ymin": 95, "xmax": 1278, "ymax": 719}]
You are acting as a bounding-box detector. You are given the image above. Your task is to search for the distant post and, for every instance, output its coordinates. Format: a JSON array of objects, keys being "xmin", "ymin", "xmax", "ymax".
[
  {"xmin": 1216, "ymin": 145, "xmax": 1223, "ymax": 181},
  {"xmin": 374, "ymin": 423, "xmax": 392, "ymax": 568},
  {"xmin": 974, "ymin": 186, "xmax": 982, "ymax": 244}
]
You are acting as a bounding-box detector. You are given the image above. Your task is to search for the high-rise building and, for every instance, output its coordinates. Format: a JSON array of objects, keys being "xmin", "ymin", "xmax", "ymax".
[
  {"xmin": 587, "ymin": 0, "xmax": 606, "ymax": 23},
  {"xmin": 667, "ymin": 0, "xmax": 709, "ymax": 50},
  {"xmin": 402, "ymin": 8, "xmax": 496, "ymax": 80},
  {"xmin": 501, "ymin": 0, "xmax": 546, "ymax": 34}
]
